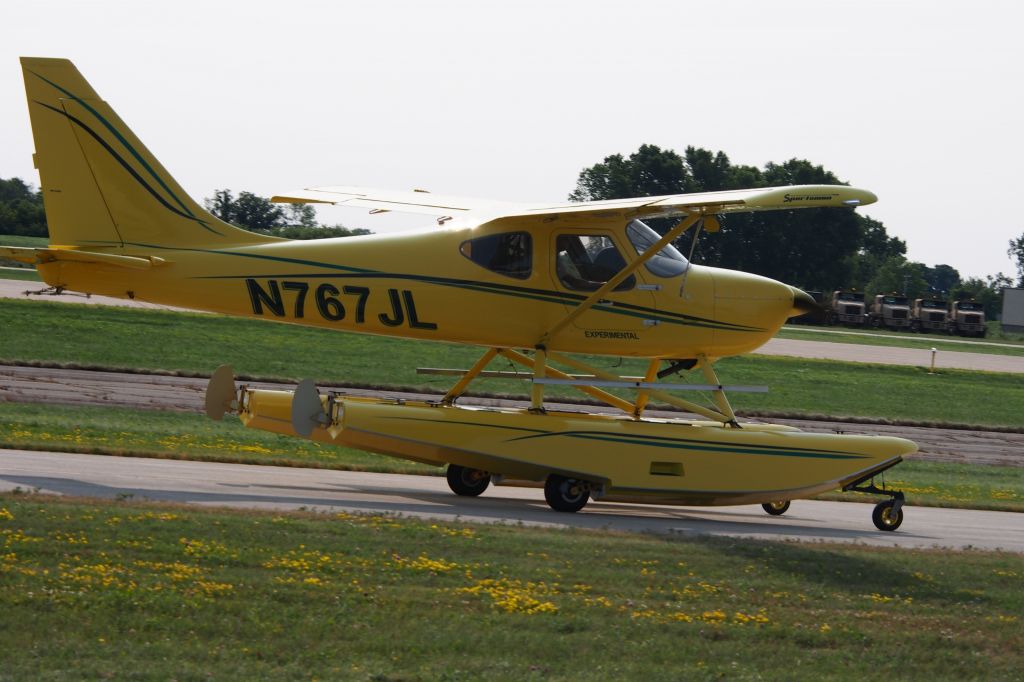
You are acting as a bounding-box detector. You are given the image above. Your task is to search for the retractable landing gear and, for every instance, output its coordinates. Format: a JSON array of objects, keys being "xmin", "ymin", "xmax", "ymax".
[
  {"xmin": 544, "ymin": 475, "xmax": 590, "ymax": 513},
  {"xmin": 446, "ymin": 464, "xmax": 491, "ymax": 497},
  {"xmin": 845, "ymin": 479, "xmax": 906, "ymax": 531},
  {"xmin": 761, "ymin": 500, "xmax": 791, "ymax": 516}
]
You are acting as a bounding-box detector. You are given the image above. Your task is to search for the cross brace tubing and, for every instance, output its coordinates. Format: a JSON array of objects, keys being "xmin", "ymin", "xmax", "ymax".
[{"xmin": 533, "ymin": 377, "xmax": 767, "ymax": 393}]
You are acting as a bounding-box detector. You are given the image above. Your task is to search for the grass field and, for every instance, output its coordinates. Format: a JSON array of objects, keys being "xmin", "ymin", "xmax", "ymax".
[
  {"xmin": 779, "ymin": 324, "xmax": 1024, "ymax": 357},
  {"xmin": 2, "ymin": 402, "xmax": 1021, "ymax": 513},
  {"xmin": 1, "ymin": 494, "xmax": 1021, "ymax": 680},
  {"xmin": 0, "ymin": 235, "xmax": 48, "ymax": 247},
  {"xmin": 2, "ymin": 299, "xmax": 1022, "ymax": 428},
  {"xmin": 0, "ymin": 401, "xmax": 436, "ymax": 475},
  {"xmin": 0, "ymin": 267, "xmax": 40, "ymax": 282}
]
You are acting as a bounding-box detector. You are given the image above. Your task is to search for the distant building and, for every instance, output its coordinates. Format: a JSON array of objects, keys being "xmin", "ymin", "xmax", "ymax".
[{"xmin": 1002, "ymin": 288, "xmax": 1024, "ymax": 333}]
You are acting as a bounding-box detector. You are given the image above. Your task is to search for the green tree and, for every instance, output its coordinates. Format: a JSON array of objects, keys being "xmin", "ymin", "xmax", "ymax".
[
  {"xmin": 704, "ymin": 159, "xmax": 864, "ymax": 289},
  {"xmin": 0, "ymin": 177, "xmax": 47, "ymax": 237},
  {"xmin": 1009, "ymin": 232, "xmax": 1024, "ymax": 287},
  {"xmin": 203, "ymin": 189, "xmax": 371, "ymax": 240},
  {"xmin": 568, "ymin": 146, "xmax": 888, "ymax": 291},
  {"xmin": 204, "ymin": 189, "xmax": 286, "ymax": 231},
  {"xmin": 285, "ymin": 203, "xmax": 318, "ymax": 228},
  {"xmin": 845, "ymin": 216, "xmax": 907, "ymax": 290},
  {"xmin": 923, "ymin": 264, "xmax": 961, "ymax": 295},
  {"xmin": 865, "ymin": 256, "xmax": 929, "ymax": 299},
  {"xmin": 569, "ymin": 144, "xmax": 690, "ymax": 202},
  {"xmin": 270, "ymin": 225, "xmax": 371, "ymax": 239}
]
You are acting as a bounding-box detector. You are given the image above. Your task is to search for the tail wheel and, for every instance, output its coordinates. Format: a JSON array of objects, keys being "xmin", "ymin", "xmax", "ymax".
[
  {"xmin": 544, "ymin": 474, "xmax": 590, "ymax": 513},
  {"xmin": 446, "ymin": 464, "xmax": 491, "ymax": 497},
  {"xmin": 761, "ymin": 500, "xmax": 791, "ymax": 516},
  {"xmin": 872, "ymin": 500, "xmax": 904, "ymax": 531}
]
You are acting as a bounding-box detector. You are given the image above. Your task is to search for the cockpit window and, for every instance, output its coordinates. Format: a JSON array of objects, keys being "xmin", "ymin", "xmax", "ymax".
[
  {"xmin": 625, "ymin": 219, "xmax": 689, "ymax": 278},
  {"xmin": 555, "ymin": 234, "xmax": 634, "ymax": 291},
  {"xmin": 459, "ymin": 232, "xmax": 532, "ymax": 279}
]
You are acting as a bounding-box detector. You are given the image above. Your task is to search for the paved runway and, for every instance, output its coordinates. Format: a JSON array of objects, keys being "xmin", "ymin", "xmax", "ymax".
[
  {"xmin": 3, "ymin": 449, "xmax": 1022, "ymax": 553},
  {"xmin": 756, "ymin": 336, "xmax": 1024, "ymax": 373}
]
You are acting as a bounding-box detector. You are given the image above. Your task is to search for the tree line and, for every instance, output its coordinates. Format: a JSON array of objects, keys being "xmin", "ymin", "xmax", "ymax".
[
  {"xmin": 570, "ymin": 145, "xmax": 1022, "ymax": 317},
  {"xmin": 0, "ymin": 178, "xmax": 368, "ymax": 241},
  {"xmin": 3, "ymin": 164, "xmax": 1023, "ymax": 317},
  {"xmin": 202, "ymin": 189, "xmax": 370, "ymax": 239},
  {"xmin": 0, "ymin": 178, "xmax": 46, "ymax": 237}
]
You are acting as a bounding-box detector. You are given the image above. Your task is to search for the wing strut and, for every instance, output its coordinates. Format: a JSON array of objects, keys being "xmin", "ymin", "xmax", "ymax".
[
  {"xmin": 546, "ymin": 352, "xmax": 736, "ymax": 423},
  {"xmin": 536, "ymin": 212, "xmax": 704, "ymax": 348},
  {"xmin": 429, "ymin": 346, "xmax": 750, "ymax": 424},
  {"xmin": 441, "ymin": 347, "xmax": 499, "ymax": 404}
]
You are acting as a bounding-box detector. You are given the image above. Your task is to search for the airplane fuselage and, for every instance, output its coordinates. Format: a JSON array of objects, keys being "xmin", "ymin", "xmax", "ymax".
[{"xmin": 38, "ymin": 216, "xmax": 800, "ymax": 360}]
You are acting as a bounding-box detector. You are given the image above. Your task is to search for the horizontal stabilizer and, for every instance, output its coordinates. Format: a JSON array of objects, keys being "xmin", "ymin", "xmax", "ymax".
[{"xmin": 0, "ymin": 246, "xmax": 167, "ymax": 269}]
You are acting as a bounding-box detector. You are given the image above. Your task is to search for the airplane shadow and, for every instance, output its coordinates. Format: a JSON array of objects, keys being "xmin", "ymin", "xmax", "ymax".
[{"xmin": 700, "ymin": 533, "xmax": 994, "ymax": 607}]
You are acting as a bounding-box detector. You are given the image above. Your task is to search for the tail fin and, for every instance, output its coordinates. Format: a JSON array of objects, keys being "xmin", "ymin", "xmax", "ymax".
[{"xmin": 20, "ymin": 57, "xmax": 276, "ymax": 248}]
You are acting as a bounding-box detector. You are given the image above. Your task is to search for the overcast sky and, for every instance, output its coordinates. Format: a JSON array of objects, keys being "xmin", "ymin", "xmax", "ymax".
[{"xmin": 2, "ymin": 0, "xmax": 1021, "ymax": 279}]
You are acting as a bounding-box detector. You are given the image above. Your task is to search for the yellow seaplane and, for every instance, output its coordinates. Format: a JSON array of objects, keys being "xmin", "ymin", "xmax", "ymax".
[{"xmin": 10, "ymin": 57, "xmax": 915, "ymax": 531}]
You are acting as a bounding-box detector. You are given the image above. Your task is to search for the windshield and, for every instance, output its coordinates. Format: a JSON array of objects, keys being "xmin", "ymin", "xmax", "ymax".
[
  {"xmin": 957, "ymin": 301, "xmax": 982, "ymax": 311},
  {"xmin": 883, "ymin": 296, "xmax": 909, "ymax": 305},
  {"xmin": 838, "ymin": 292, "xmax": 864, "ymax": 302},
  {"xmin": 625, "ymin": 219, "xmax": 688, "ymax": 278}
]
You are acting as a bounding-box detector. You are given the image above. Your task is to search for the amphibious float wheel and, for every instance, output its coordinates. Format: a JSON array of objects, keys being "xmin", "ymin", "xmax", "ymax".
[
  {"xmin": 446, "ymin": 464, "xmax": 491, "ymax": 497},
  {"xmin": 544, "ymin": 474, "xmax": 590, "ymax": 513},
  {"xmin": 761, "ymin": 500, "xmax": 791, "ymax": 516},
  {"xmin": 872, "ymin": 500, "xmax": 903, "ymax": 531}
]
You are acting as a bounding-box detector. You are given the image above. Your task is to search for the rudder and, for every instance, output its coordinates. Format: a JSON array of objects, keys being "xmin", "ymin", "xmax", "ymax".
[{"xmin": 20, "ymin": 57, "xmax": 275, "ymax": 249}]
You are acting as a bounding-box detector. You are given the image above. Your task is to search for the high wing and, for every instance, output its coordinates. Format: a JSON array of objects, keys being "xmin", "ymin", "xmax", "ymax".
[
  {"xmin": 271, "ymin": 186, "xmax": 521, "ymax": 218},
  {"xmin": 272, "ymin": 184, "xmax": 877, "ymax": 227}
]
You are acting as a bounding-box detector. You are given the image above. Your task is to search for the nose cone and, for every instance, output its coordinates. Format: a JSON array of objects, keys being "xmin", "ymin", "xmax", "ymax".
[
  {"xmin": 710, "ymin": 269, "xmax": 808, "ymax": 355},
  {"xmin": 789, "ymin": 286, "xmax": 820, "ymax": 317}
]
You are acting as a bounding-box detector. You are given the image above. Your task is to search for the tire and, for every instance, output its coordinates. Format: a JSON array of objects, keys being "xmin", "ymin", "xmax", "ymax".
[
  {"xmin": 543, "ymin": 474, "xmax": 590, "ymax": 513},
  {"xmin": 446, "ymin": 464, "xmax": 490, "ymax": 497},
  {"xmin": 761, "ymin": 500, "xmax": 790, "ymax": 516},
  {"xmin": 872, "ymin": 500, "xmax": 903, "ymax": 531}
]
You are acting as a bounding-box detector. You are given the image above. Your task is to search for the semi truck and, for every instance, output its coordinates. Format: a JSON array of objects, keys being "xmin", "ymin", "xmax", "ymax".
[
  {"xmin": 830, "ymin": 290, "xmax": 867, "ymax": 326},
  {"xmin": 869, "ymin": 294, "xmax": 911, "ymax": 330},
  {"xmin": 911, "ymin": 298, "xmax": 949, "ymax": 333},
  {"xmin": 948, "ymin": 300, "xmax": 987, "ymax": 337}
]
